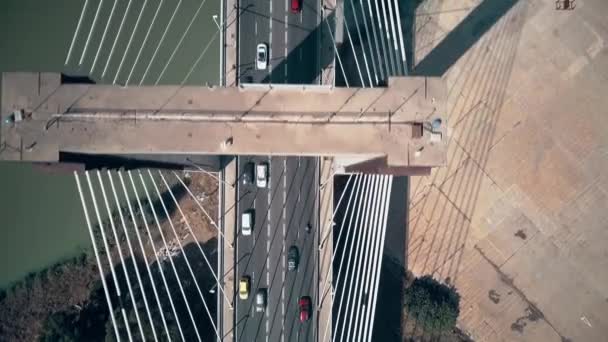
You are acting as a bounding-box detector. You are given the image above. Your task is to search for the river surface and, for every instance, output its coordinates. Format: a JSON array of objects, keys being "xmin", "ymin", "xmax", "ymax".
[{"xmin": 0, "ymin": 0, "xmax": 220, "ymax": 289}]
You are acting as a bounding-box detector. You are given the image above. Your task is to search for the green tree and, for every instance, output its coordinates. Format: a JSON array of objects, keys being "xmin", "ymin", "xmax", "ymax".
[{"xmin": 404, "ymin": 275, "xmax": 460, "ymax": 333}]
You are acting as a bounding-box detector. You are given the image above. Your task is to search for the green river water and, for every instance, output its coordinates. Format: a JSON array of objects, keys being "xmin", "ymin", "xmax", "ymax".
[{"xmin": 0, "ymin": 0, "xmax": 220, "ymax": 289}]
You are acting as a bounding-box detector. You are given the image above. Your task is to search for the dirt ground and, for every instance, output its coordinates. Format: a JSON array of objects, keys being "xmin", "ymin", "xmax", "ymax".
[{"xmin": 0, "ymin": 170, "xmax": 219, "ymax": 342}]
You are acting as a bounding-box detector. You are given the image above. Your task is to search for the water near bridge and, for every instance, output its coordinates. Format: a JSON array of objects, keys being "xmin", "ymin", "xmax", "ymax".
[{"xmin": 0, "ymin": 0, "xmax": 220, "ymax": 288}]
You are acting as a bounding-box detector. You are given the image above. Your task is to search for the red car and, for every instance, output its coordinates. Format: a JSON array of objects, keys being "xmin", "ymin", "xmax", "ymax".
[
  {"xmin": 299, "ymin": 296, "xmax": 312, "ymax": 322},
  {"xmin": 291, "ymin": 0, "xmax": 301, "ymax": 13}
]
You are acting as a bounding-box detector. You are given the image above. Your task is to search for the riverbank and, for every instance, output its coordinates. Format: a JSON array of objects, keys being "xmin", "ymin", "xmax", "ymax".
[{"xmin": 0, "ymin": 171, "xmax": 219, "ymax": 341}]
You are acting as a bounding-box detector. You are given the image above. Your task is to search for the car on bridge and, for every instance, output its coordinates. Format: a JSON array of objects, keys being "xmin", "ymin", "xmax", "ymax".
[
  {"xmin": 242, "ymin": 209, "xmax": 254, "ymax": 236},
  {"xmin": 256, "ymin": 162, "xmax": 269, "ymax": 188},
  {"xmin": 255, "ymin": 288, "xmax": 267, "ymax": 312},
  {"xmin": 291, "ymin": 0, "xmax": 301, "ymax": 13},
  {"xmin": 288, "ymin": 245, "xmax": 299, "ymax": 271},
  {"xmin": 239, "ymin": 276, "xmax": 250, "ymax": 300},
  {"xmin": 299, "ymin": 296, "xmax": 312, "ymax": 322},
  {"xmin": 256, "ymin": 43, "xmax": 268, "ymax": 70},
  {"xmin": 242, "ymin": 162, "xmax": 254, "ymax": 185}
]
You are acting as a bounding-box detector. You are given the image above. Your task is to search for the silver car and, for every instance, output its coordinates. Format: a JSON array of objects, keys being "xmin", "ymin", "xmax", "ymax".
[
  {"xmin": 256, "ymin": 43, "xmax": 268, "ymax": 70},
  {"xmin": 255, "ymin": 288, "xmax": 267, "ymax": 312}
]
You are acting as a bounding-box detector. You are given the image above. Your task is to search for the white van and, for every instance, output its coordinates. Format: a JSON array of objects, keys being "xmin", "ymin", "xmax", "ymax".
[{"xmin": 242, "ymin": 210, "xmax": 253, "ymax": 236}]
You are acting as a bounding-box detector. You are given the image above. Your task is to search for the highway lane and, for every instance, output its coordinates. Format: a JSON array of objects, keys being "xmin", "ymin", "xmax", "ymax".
[
  {"xmin": 235, "ymin": 156, "xmax": 318, "ymax": 342},
  {"xmin": 238, "ymin": 0, "xmax": 321, "ymax": 84}
]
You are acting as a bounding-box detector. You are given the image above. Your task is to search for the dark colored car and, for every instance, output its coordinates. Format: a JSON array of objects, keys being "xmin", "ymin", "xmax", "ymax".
[
  {"xmin": 305, "ymin": 223, "xmax": 312, "ymax": 233},
  {"xmin": 291, "ymin": 0, "xmax": 301, "ymax": 13},
  {"xmin": 299, "ymin": 296, "xmax": 312, "ymax": 322},
  {"xmin": 242, "ymin": 162, "xmax": 254, "ymax": 185},
  {"xmin": 288, "ymin": 246, "xmax": 299, "ymax": 271}
]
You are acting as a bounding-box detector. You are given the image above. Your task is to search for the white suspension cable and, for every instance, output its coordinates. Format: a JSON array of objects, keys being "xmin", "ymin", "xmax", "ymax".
[
  {"xmin": 332, "ymin": 176, "xmax": 370, "ymax": 342},
  {"xmin": 386, "ymin": 0, "xmax": 402, "ymax": 75},
  {"xmin": 74, "ymin": 172, "xmax": 121, "ymax": 341},
  {"xmin": 365, "ymin": 0, "xmax": 385, "ymax": 81},
  {"xmin": 108, "ymin": 172, "xmax": 160, "ymax": 342},
  {"xmin": 118, "ymin": 172, "xmax": 173, "ymax": 341},
  {"xmin": 91, "ymin": 0, "xmax": 118, "ymax": 74},
  {"xmin": 354, "ymin": 0, "xmax": 379, "ymax": 85},
  {"xmin": 180, "ymin": 29, "xmax": 220, "ymax": 85},
  {"xmin": 341, "ymin": 175, "xmax": 375, "ymax": 342},
  {"xmin": 102, "ymin": 0, "xmax": 134, "ymax": 78},
  {"xmin": 140, "ymin": 0, "xmax": 182, "ymax": 85},
  {"xmin": 97, "ymin": 171, "xmax": 147, "ymax": 341},
  {"xmin": 150, "ymin": 170, "xmax": 220, "ymax": 339},
  {"xmin": 379, "ymin": 0, "xmax": 397, "ymax": 76},
  {"xmin": 321, "ymin": 174, "xmax": 364, "ymax": 342},
  {"xmin": 127, "ymin": 171, "xmax": 186, "ymax": 342},
  {"xmin": 84, "ymin": 171, "xmax": 133, "ymax": 342},
  {"xmin": 359, "ymin": 175, "xmax": 388, "ymax": 341},
  {"xmin": 319, "ymin": 174, "xmax": 354, "ymax": 250},
  {"xmin": 323, "ymin": 14, "xmax": 350, "ymax": 88},
  {"xmin": 158, "ymin": 171, "xmax": 233, "ymax": 310},
  {"xmin": 138, "ymin": 170, "xmax": 202, "ymax": 342},
  {"xmin": 342, "ymin": 15, "xmax": 366, "ymax": 87},
  {"xmin": 65, "ymin": 0, "xmax": 89, "ymax": 65},
  {"xmin": 172, "ymin": 171, "xmax": 228, "ymax": 243},
  {"xmin": 155, "ymin": 0, "xmax": 209, "ymax": 85},
  {"xmin": 113, "ymin": 0, "xmax": 149, "ymax": 85},
  {"xmin": 348, "ymin": 0, "xmax": 374, "ymax": 86},
  {"xmin": 392, "ymin": 0, "xmax": 408, "ymax": 74},
  {"xmin": 366, "ymin": 176, "xmax": 393, "ymax": 341},
  {"xmin": 372, "ymin": 0, "xmax": 391, "ymax": 77},
  {"xmin": 349, "ymin": 175, "xmax": 380, "ymax": 341},
  {"xmin": 319, "ymin": 174, "xmax": 359, "ymax": 305},
  {"xmin": 79, "ymin": 0, "xmax": 104, "ymax": 65},
  {"xmin": 126, "ymin": 0, "xmax": 164, "ymax": 86},
  {"xmin": 355, "ymin": 175, "xmax": 385, "ymax": 342}
]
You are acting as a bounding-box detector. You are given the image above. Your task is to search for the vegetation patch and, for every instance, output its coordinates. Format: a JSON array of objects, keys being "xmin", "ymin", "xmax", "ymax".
[{"xmin": 404, "ymin": 275, "xmax": 461, "ymax": 334}]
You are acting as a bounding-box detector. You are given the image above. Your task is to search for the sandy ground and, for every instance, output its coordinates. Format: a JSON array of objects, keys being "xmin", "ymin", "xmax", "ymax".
[{"xmin": 407, "ymin": 0, "xmax": 608, "ymax": 341}]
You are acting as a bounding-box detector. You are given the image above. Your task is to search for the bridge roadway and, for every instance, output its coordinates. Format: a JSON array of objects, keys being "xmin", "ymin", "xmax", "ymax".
[
  {"xmin": 235, "ymin": 156, "xmax": 318, "ymax": 342},
  {"xmin": 239, "ymin": 0, "xmax": 320, "ymax": 84}
]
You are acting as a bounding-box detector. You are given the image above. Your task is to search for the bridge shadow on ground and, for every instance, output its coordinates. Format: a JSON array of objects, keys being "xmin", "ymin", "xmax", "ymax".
[
  {"xmin": 406, "ymin": 0, "xmax": 521, "ymax": 76},
  {"xmin": 405, "ymin": 0, "xmax": 529, "ymax": 339}
]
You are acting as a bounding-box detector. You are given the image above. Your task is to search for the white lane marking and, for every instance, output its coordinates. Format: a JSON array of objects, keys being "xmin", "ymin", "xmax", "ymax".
[
  {"xmin": 266, "ymin": 156, "xmax": 271, "ymax": 342},
  {"xmin": 255, "ymin": 21, "xmax": 258, "ymax": 35},
  {"xmin": 268, "ymin": 0, "xmax": 273, "ymax": 77}
]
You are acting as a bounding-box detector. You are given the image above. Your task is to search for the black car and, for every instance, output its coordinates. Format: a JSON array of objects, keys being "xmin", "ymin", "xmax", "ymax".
[
  {"xmin": 288, "ymin": 246, "xmax": 299, "ymax": 271},
  {"xmin": 242, "ymin": 162, "xmax": 254, "ymax": 185}
]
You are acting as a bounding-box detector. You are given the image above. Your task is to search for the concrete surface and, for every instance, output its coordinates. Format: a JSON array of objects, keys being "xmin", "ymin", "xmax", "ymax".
[
  {"xmin": 221, "ymin": 158, "xmax": 236, "ymax": 341},
  {"xmin": 0, "ymin": 73, "xmax": 447, "ymax": 170},
  {"xmin": 407, "ymin": 0, "xmax": 608, "ymax": 341}
]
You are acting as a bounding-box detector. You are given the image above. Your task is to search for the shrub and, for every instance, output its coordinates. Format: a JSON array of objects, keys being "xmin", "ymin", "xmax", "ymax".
[{"xmin": 404, "ymin": 275, "xmax": 460, "ymax": 333}]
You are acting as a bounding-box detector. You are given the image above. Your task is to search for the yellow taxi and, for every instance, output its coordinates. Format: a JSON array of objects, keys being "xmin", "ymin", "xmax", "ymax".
[{"xmin": 239, "ymin": 276, "xmax": 250, "ymax": 300}]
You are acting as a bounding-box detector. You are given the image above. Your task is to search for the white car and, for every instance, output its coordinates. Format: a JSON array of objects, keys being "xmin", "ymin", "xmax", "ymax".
[
  {"xmin": 256, "ymin": 43, "xmax": 268, "ymax": 70},
  {"xmin": 256, "ymin": 163, "xmax": 268, "ymax": 188},
  {"xmin": 242, "ymin": 210, "xmax": 253, "ymax": 236}
]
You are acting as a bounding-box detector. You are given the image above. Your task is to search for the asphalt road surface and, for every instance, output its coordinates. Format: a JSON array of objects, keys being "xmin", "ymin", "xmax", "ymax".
[
  {"xmin": 238, "ymin": 0, "xmax": 321, "ymax": 84},
  {"xmin": 235, "ymin": 156, "xmax": 318, "ymax": 342}
]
